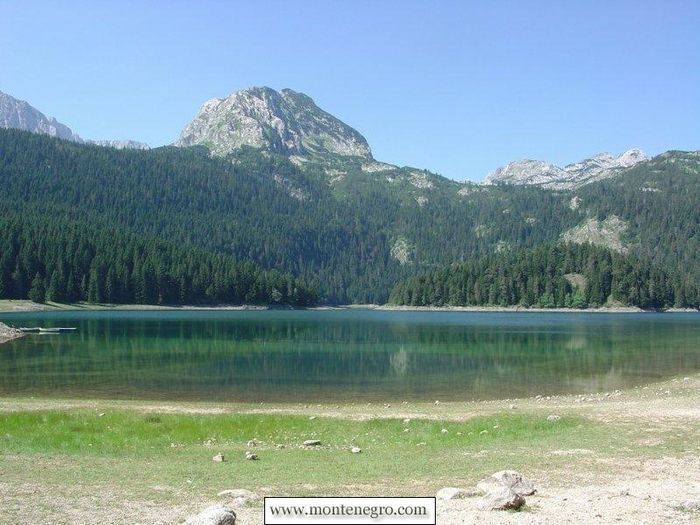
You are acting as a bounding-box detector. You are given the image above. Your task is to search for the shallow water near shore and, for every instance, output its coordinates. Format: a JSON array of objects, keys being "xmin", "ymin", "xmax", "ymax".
[{"xmin": 0, "ymin": 310, "xmax": 698, "ymax": 402}]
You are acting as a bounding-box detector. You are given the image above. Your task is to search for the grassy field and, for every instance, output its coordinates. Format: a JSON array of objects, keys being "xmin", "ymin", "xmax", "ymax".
[
  {"xmin": 0, "ymin": 299, "xmax": 182, "ymax": 312},
  {"xmin": 0, "ymin": 299, "xmax": 69, "ymax": 312},
  {"xmin": 1, "ymin": 411, "xmax": 605, "ymax": 490},
  {"xmin": 1, "ymin": 375, "xmax": 699, "ymax": 523}
]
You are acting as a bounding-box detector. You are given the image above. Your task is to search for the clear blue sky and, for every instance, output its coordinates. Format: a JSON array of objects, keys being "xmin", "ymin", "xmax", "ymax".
[{"xmin": 1, "ymin": 1, "xmax": 698, "ymax": 181}]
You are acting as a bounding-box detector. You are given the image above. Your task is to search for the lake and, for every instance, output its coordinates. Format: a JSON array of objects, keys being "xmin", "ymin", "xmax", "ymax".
[{"xmin": 0, "ymin": 310, "xmax": 698, "ymax": 402}]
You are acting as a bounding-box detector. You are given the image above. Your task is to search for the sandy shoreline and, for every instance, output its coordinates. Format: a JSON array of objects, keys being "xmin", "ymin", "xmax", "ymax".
[
  {"xmin": 0, "ymin": 299, "xmax": 697, "ymax": 314},
  {"xmin": 2, "ymin": 372, "xmax": 698, "ymax": 420},
  {"xmin": 348, "ymin": 304, "xmax": 649, "ymax": 313},
  {"xmin": 0, "ymin": 373, "xmax": 699, "ymax": 524}
]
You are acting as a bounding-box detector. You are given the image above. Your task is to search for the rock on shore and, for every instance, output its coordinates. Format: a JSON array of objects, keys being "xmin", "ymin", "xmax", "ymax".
[
  {"xmin": 477, "ymin": 470, "xmax": 536, "ymax": 496},
  {"xmin": 185, "ymin": 505, "xmax": 236, "ymax": 525},
  {"xmin": 0, "ymin": 322, "xmax": 24, "ymax": 344}
]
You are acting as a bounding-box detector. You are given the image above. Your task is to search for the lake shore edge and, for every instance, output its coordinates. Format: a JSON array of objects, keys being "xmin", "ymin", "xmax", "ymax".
[
  {"xmin": 1, "ymin": 371, "xmax": 697, "ymax": 416},
  {"xmin": 0, "ymin": 299, "xmax": 697, "ymax": 314},
  {"xmin": 342, "ymin": 304, "xmax": 700, "ymax": 313},
  {"xmin": 0, "ymin": 321, "xmax": 25, "ymax": 344},
  {"xmin": 1, "ymin": 372, "xmax": 698, "ymax": 524}
]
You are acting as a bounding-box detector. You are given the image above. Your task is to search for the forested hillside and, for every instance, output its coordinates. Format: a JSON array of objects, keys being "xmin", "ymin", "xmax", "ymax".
[
  {"xmin": 0, "ymin": 214, "xmax": 317, "ymax": 306},
  {"xmin": 0, "ymin": 129, "xmax": 580, "ymax": 303},
  {"xmin": 0, "ymin": 129, "xmax": 697, "ymax": 305},
  {"xmin": 389, "ymin": 243, "xmax": 699, "ymax": 309},
  {"xmin": 575, "ymin": 151, "xmax": 700, "ymax": 286}
]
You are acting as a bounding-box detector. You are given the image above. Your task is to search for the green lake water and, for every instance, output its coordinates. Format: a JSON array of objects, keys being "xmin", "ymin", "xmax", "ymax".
[{"xmin": 0, "ymin": 310, "xmax": 698, "ymax": 402}]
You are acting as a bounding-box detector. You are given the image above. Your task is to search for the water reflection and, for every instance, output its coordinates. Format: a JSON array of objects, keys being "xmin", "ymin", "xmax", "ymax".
[{"xmin": 0, "ymin": 311, "xmax": 697, "ymax": 402}]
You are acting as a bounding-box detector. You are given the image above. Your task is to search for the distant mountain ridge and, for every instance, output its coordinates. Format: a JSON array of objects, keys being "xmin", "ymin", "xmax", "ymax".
[
  {"xmin": 175, "ymin": 87, "xmax": 373, "ymax": 161},
  {"xmin": 0, "ymin": 90, "xmax": 148, "ymax": 149},
  {"xmin": 3, "ymin": 86, "xmax": 657, "ymax": 189},
  {"xmin": 484, "ymin": 149, "xmax": 648, "ymax": 189},
  {"xmin": 87, "ymin": 139, "xmax": 150, "ymax": 150},
  {"xmin": 0, "ymin": 90, "xmax": 82, "ymax": 142},
  {"xmin": 0, "ymin": 85, "xmax": 698, "ymax": 308},
  {"xmin": 176, "ymin": 87, "xmax": 659, "ymax": 191}
]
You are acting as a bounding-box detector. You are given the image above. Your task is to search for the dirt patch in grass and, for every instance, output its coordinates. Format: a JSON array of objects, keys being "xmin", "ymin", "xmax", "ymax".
[{"xmin": 0, "ymin": 374, "xmax": 698, "ymax": 524}]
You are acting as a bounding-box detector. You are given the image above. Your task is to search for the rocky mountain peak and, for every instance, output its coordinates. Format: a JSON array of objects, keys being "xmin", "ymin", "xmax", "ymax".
[
  {"xmin": 0, "ymin": 90, "xmax": 82, "ymax": 142},
  {"xmin": 86, "ymin": 139, "xmax": 150, "ymax": 150},
  {"xmin": 616, "ymin": 148, "xmax": 647, "ymax": 167},
  {"xmin": 175, "ymin": 87, "xmax": 373, "ymax": 160},
  {"xmin": 0, "ymin": 90, "xmax": 149, "ymax": 149},
  {"xmin": 485, "ymin": 159, "xmax": 565, "ymax": 187},
  {"xmin": 484, "ymin": 149, "xmax": 648, "ymax": 189}
]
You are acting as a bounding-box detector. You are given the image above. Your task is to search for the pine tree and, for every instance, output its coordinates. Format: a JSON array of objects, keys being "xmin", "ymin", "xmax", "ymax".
[
  {"xmin": 45, "ymin": 270, "xmax": 65, "ymax": 303},
  {"xmin": 28, "ymin": 273, "xmax": 46, "ymax": 303},
  {"xmin": 87, "ymin": 268, "xmax": 101, "ymax": 303}
]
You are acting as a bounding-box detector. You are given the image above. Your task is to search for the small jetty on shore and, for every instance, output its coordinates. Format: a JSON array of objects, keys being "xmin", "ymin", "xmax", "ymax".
[{"xmin": 18, "ymin": 327, "xmax": 77, "ymax": 334}]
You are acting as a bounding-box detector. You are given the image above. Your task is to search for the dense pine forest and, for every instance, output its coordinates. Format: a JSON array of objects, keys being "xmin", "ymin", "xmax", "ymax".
[
  {"xmin": 0, "ymin": 129, "xmax": 580, "ymax": 303},
  {"xmin": 389, "ymin": 243, "xmax": 699, "ymax": 309},
  {"xmin": 0, "ymin": 129, "xmax": 697, "ymax": 306},
  {"xmin": 576, "ymin": 151, "xmax": 700, "ymax": 285},
  {"xmin": 0, "ymin": 215, "xmax": 317, "ymax": 306}
]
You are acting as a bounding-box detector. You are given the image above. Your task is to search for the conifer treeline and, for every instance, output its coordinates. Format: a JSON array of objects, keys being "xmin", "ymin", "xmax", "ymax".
[
  {"xmin": 0, "ymin": 130, "xmax": 592, "ymax": 303},
  {"xmin": 389, "ymin": 243, "xmax": 699, "ymax": 309},
  {"xmin": 0, "ymin": 130, "xmax": 697, "ymax": 304},
  {"xmin": 0, "ymin": 216, "xmax": 317, "ymax": 306}
]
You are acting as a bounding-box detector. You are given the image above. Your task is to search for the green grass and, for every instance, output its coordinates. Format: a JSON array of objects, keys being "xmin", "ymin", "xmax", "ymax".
[
  {"xmin": 0, "ymin": 299, "xmax": 64, "ymax": 311},
  {"xmin": 0, "ymin": 299, "xmax": 170, "ymax": 312},
  {"xmin": 0, "ymin": 410, "xmax": 616, "ymax": 494},
  {"xmin": 1, "ymin": 411, "xmax": 586, "ymax": 456}
]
